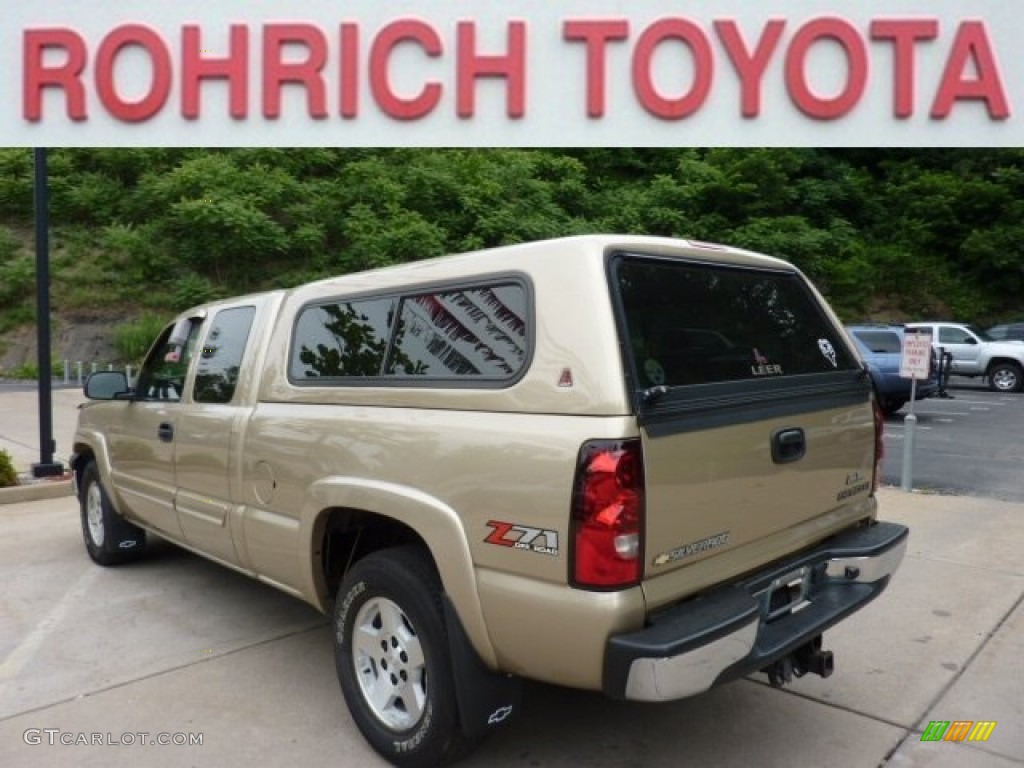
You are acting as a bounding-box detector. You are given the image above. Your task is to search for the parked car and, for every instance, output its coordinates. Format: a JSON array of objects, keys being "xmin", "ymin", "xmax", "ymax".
[
  {"xmin": 985, "ymin": 322, "xmax": 1024, "ymax": 342},
  {"xmin": 845, "ymin": 325, "xmax": 938, "ymax": 416},
  {"xmin": 906, "ymin": 321, "xmax": 1024, "ymax": 393}
]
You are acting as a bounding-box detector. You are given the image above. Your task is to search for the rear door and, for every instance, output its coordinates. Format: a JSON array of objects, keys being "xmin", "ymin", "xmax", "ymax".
[
  {"xmin": 174, "ymin": 302, "xmax": 259, "ymax": 565},
  {"xmin": 610, "ymin": 254, "xmax": 874, "ymax": 581}
]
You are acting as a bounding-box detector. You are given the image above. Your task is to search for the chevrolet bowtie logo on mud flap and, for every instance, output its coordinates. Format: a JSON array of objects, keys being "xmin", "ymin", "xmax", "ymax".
[
  {"xmin": 484, "ymin": 521, "xmax": 560, "ymax": 556},
  {"xmin": 653, "ymin": 531, "xmax": 730, "ymax": 566}
]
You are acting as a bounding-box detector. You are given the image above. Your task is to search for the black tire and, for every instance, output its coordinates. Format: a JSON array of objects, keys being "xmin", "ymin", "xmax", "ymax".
[
  {"xmin": 988, "ymin": 362, "xmax": 1024, "ymax": 393},
  {"xmin": 333, "ymin": 546, "xmax": 471, "ymax": 767},
  {"xmin": 79, "ymin": 461, "xmax": 147, "ymax": 566},
  {"xmin": 881, "ymin": 397, "xmax": 907, "ymax": 417}
]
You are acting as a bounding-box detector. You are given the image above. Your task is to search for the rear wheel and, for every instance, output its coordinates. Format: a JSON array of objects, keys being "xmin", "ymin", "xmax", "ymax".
[
  {"xmin": 333, "ymin": 546, "xmax": 472, "ymax": 767},
  {"xmin": 988, "ymin": 362, "xmax": 1023, "ymax": 393},
  {"xmin": 79, "ymin": 461, "xmax": 146, "ymax": 565}
]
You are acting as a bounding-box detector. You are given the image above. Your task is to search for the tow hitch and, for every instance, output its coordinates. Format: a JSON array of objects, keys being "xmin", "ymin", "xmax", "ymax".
[{"xmin": 764, "ymin": 635, "xmax": 834, "ymax": 687}]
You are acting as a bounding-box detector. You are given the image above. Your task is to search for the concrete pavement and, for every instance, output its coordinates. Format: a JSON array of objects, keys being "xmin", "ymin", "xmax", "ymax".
[
  {"xmin": 0, "ymin": 385, "xmax": 78, "ymax": 501},
  {"xmin": 0, "ymin": 489, "xmax": 1021, "ymax": 767}
]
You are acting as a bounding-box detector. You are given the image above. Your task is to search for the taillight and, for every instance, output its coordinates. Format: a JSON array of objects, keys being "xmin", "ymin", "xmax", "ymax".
[
  {"xmin": 872, "ymin": 398, "xmax": 885, "ymax": 493},
  {"xmin": 570, "ymin": 439, "xmax": 644, "ymax": 589}
]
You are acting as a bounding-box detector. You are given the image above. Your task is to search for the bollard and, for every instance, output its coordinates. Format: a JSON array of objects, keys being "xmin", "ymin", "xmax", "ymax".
[
  {"xmin": 91, "ymin": 362, "xmax": 97, "ymax": 374},
  {"xmin": 63, "ymin": 359, "xmax": 69, "ymax": 385},
  {"xmin": 126, "ymin": 364, "xmax": 133, "ymax": 382},
  {"xmin": 76, "ymin": 361, "xmax": 83, "ymax": 385},
  {"xmin": 900, "ymin": 412, "xmax": 917, "ymax": 491}
]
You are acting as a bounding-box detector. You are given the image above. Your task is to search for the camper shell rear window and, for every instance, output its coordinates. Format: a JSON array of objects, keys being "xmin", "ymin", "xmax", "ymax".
[{"xmin": 611, "ymin": 255, "xmax": 858, "ymax": 393}]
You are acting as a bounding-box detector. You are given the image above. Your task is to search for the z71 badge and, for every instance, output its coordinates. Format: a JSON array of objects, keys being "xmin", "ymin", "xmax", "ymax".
[{"xmin": 485, "ymin": 521, "xmax": 560, "ymax": 556}]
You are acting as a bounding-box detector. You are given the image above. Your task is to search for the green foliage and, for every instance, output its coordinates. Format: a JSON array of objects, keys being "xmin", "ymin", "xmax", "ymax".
[
  {"xmin": 0, "ymin": 448, "xmax": 17, "ymax": 487},
  {"xmin": 0, "ymin": 148, "xmax": 1023, "ymax": 326},
  {"xmin": 113, "ymin": 315, "xmax": 167, "ymax": 364}
]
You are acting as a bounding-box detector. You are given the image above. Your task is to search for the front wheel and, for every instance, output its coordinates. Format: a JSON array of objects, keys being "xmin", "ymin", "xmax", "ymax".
[
  {"xmin": 333, "ymin": 546, "xmax": 472, "ymax": 767},
  {"xmin": 79, "ymin": 461, "xmax": 147, "ymax": 566},
  {"xmin": 988, "ymin": 362, "xmax": 1024, "ymax": 393}
]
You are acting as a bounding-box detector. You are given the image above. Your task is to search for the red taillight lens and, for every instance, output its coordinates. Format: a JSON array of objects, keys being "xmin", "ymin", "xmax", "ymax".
[
  {"xmin": 571, "ymin": 439, "xmax": 644, "ymax": 589},
  {"xmin": 872, "ymin": 398, "xmax": 885, "ymax": 493}
]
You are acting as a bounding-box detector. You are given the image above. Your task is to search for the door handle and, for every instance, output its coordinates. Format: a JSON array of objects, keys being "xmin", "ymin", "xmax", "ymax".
[
  {"xmin": 157, "ymin": 423, "xmax": 174, "ymax": 443},
  {"xmin": 771, "ymin": 428, "xmax": 805, "ymax": 464}
]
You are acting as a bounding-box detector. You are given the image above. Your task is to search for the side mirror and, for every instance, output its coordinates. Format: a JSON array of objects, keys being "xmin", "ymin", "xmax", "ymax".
[{"xmin": 84, "ymin": 371, "xmax": 131, "ymax": 400}]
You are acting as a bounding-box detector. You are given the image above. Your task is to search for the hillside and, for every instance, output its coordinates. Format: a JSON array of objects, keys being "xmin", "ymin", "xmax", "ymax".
[{"xmin": 2, "ymin": 148, "xmax": 1024, "ymax": 370}]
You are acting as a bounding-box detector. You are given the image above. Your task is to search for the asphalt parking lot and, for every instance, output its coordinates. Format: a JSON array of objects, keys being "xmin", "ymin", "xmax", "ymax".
[{"xmin": 881, "ymin": 377, "xmax": 1024, "ymax": 501}]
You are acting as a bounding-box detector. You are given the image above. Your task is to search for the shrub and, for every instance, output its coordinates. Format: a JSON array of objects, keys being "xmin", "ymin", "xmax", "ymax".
[
  {"xmin": 0, "ymin": 448, "xmax": 17, "ymax": 488},
  {"xmin": 113, "ymin": 314, "xmax": 167, "ymax": 365}
]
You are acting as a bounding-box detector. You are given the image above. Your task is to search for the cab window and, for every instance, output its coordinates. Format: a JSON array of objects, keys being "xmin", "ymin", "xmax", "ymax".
[
  {"xmin": 194, "ymin": 307, "xmax": 256, "ymax": 404},
  {"xmin": 135, "ymin": 319, "xmax": 202, "ymax": 402}
]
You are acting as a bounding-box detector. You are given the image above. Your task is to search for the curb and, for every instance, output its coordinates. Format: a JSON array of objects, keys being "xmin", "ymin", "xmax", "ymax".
[{"xmin": 0, "ymin": 478, "xmax": 74, "ymax": 505}]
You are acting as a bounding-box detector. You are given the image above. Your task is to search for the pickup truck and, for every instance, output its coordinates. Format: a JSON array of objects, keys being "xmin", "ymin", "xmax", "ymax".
[
  {"xmin": 906, "ymin": 321, "xmax": 1024, "ymax": 393},
  {"xmin": 73, "ymin": 235, "xmax": 907, "ymax": 767}
]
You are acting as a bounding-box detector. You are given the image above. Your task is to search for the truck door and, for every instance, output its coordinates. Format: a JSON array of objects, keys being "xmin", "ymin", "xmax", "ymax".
[
  {"xmin": 938, "ymin": 326, "xmax": 983, "ymax": 374},
  {"xmin": 173, "ymin": 304, "xmax": 258, "ymax": 565},
  {"xmin": 106, "ymin": 317, "xmax": 202, "ymax": 539}
]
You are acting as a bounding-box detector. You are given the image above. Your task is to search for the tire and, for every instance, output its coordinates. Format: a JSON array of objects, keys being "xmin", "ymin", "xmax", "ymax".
[
  {"xmin": 988, "ymin": 362, "xmax": 1024, "ymax": 393},
  {"xmin": 333, "ymin": 546, "xmax": 471, "ymax": 767},
  {"xmin": 79, "ymin": 461, "xmax": 147, "ymax": 566},
  {"xmin": 881, "ymin": 397, "xmax": 907, "ymax": 417}
]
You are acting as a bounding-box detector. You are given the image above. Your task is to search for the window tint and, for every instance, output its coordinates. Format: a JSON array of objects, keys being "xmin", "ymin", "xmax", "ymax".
[
  {"xmin": 938, "ymin": 327, "xmax": 972, "ymax": 344},
  {"xmin": 135, "ymin": 318, "xmax": 202, "ymax": 402},
  {"xmin": 388, "ymin": 285, "xmax": 528, "ymax": 379},
  {"xmin": 615, "ymin": 257, "xmax": 857, "ymax": 389},
  {"xmin": 194, "ymin": 306, "xmax": 256, "ymax": 403},
  {"xmin": 851, "ymin": 330, "xmax": 902, "ymax": 354},
  {"xmin": 291, "ymin": 299, "xmax": 395, "ymax": 380}
]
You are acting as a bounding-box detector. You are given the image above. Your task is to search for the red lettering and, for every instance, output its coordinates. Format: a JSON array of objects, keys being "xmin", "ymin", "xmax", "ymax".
[
  {"xmin": 715, "ymin": 20, "xmax": 785, "ymax": 118},
  {"xmin": 262, "ymin": 24, "xmax": 327, "ymax": 119},
  {"xmin": 339, "ymin": 23, "xmax": 359, "ymax": 119},
  {"xmin": 182, "ymin": 25, "xmax": 248, "ymax": 120},
  {"xmin": 563, "ymin": 19, "xmax": 629, "ymax": 118},
  {"xmin": 369, "ymin": 21, "xmax": 442, "ymax": 121},
  {"xmin": 96, "ymin": 25, "xmax": 172, "ymax": 122},
  {"xmin": 23, "ymin": 28, "xmax": 88, "ymax": 121},
  {"xmin": 786, "ymin": 18, "xmax": 867, "ymax": 120},
  {"xmin": 870, "ymin": 19, "xmax": 938, "ymax": 118},
  {"xmin": 632, "ymin": 19, "xmax": 713, "ymax": 120},
  {"xmin": 932, "ymin": 21, "xmax": 1010, "ymax": 119},
  {"xmin": 456, "ymin": 21, "xmax": 526, "ymax": 118},
  {"xmin": 484, "ymin": 521, "xmax": 516, "ymax": 547}
]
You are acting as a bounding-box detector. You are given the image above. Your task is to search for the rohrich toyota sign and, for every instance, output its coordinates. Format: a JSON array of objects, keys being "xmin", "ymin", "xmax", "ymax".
[{"xmin": 4, "ymin": 1, "xmax": 1021, "ymax": 146}]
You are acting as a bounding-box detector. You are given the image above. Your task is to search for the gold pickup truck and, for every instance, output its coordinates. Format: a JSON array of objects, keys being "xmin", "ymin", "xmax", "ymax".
[{"xmin": 72, "ymin": 235, "xmax": 907, "ymax": 767}]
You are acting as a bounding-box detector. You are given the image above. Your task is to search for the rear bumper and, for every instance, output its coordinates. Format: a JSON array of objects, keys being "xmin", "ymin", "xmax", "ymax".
[{"xmin": 604, "ymin": 520, "xmax": 908, "ymax": 701}]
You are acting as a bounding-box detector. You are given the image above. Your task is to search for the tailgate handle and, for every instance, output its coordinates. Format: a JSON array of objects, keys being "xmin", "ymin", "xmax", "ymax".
[{"xmin": 771, "ymin": 428, "xmax": 805, "ymax": 464}]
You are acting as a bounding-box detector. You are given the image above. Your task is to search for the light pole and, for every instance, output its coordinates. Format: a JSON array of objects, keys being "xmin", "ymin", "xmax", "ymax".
[{"xmin": 32, "ymin": 147, "xmax": 64, "ymax": 478}]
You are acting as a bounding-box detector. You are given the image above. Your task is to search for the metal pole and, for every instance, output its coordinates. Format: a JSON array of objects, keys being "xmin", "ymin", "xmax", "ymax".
[
  {"xmin": 900, "ymin": 377, "xmax": 918, "ymax": 492},
  {"xmin": 32, "ymin": 147, "xmax": 64, "ymax": 478}
]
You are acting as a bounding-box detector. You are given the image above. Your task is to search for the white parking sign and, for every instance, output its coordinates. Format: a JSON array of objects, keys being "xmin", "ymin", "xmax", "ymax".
[{"xmin": 900, "ymin": 330, "xmax": 933, "ymax": 380}]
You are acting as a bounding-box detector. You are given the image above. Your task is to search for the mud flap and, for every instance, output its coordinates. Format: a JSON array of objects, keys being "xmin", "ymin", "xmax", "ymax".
[{"xmin": 443, "ymin": 596, "xmax": 522, "ymax": 741}]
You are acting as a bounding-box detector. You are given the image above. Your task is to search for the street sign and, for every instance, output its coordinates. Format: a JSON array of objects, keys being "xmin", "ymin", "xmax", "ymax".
[{"xmin": 900, "ymin": 330, "xmax": 933, "ymax": 380}]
